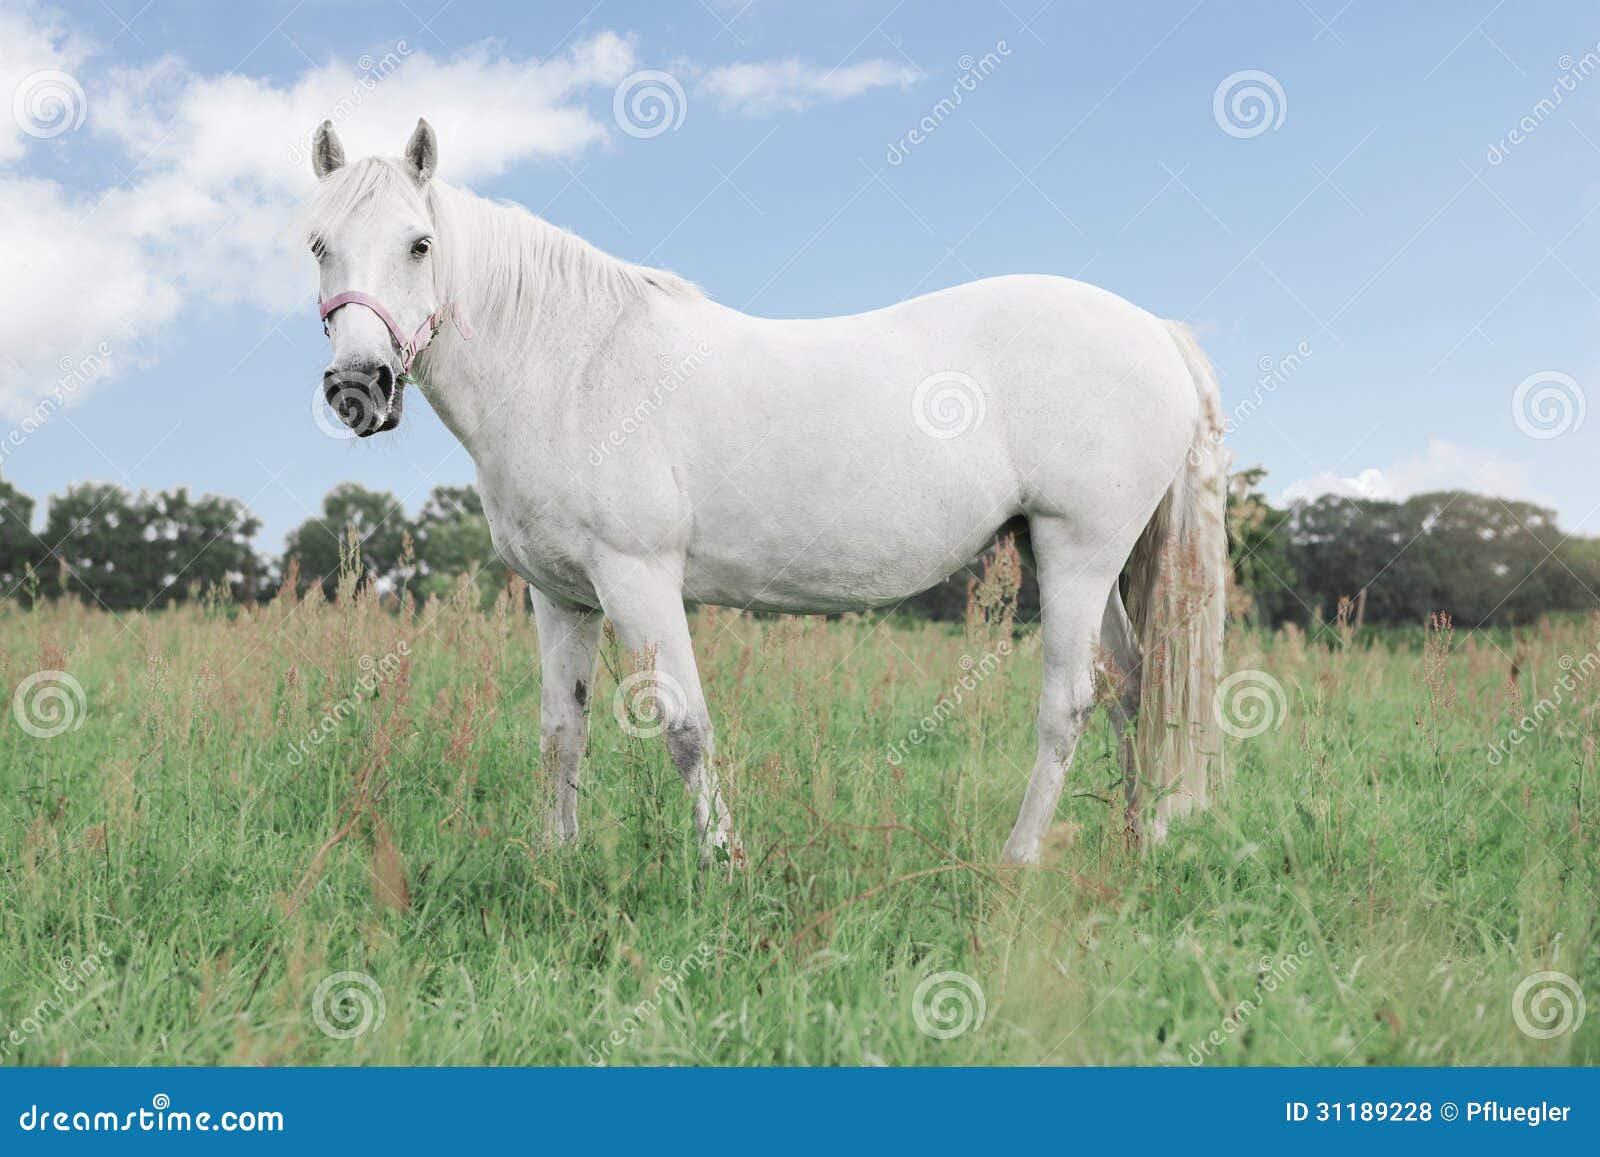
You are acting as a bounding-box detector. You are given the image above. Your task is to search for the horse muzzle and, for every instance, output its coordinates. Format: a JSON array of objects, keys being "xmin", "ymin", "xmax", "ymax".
[{"xmin": 322, "ymin": 363, "xmax": 403, "ymax": 437}]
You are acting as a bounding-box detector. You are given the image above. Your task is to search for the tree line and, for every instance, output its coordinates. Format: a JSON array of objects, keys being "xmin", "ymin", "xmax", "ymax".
[
  {"xmin": 2, "ymin": 469, "xmax": 1596, "ymax": 628},
  {"xmin": 0, "ymin": 478, "xmax": 505, "ymax": 610}
]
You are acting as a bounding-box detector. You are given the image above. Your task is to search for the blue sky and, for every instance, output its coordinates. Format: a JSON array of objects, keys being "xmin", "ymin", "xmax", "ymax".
[{"xmin": 3, "ymin": 0, "xmax": 1599, "ymax": 551}]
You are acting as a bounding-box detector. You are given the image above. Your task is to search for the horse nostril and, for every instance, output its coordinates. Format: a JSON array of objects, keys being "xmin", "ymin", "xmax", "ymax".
[{"xmin": 321, "ymin": 366, "xmax": 386, "ymax": 435}]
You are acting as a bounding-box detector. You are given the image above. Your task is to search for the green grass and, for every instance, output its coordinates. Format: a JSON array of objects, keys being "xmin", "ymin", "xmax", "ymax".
[{"xmin": 0, "ymin": 587, "xmax": 1595, "ymax": 1066}]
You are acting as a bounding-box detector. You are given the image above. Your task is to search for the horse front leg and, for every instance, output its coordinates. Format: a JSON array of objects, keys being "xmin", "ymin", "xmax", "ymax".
[
  {"xmin": 594, "ymin": 566, "xmax": 737, "ymax": 867},
  {"xmin": 531, "ymin": 589, "xmax": 602, "ymax": 845}
]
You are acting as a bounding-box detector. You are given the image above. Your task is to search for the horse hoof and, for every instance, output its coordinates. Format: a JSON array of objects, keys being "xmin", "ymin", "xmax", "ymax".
[
  {"xmin": 999, "ymin": 837, "xmax": 1040, "ymax": 865},
  {"xmin": 699, "ymin": 832, "xmax": 746, "ymax": 875},
  {"xmin": 540, "ymin": 809, "xmax": 579, "ymax": 851}
]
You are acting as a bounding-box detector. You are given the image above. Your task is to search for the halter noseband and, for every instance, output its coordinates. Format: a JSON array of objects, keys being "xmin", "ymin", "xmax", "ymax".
[{"xmin": 319, "ymin": 291, "xmax": 475, "ymax": 376}]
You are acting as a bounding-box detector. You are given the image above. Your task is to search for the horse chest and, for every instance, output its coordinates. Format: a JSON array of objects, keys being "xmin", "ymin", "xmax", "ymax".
[{"xmin": 477, "ymin": 478, "xmax": 598, "ymax": 607}]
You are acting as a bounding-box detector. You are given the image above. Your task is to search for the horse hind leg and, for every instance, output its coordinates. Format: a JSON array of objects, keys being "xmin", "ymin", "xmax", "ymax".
[{"xmin": 1000, "ymin": 517, "xmax": 1118, "ymax": 864}]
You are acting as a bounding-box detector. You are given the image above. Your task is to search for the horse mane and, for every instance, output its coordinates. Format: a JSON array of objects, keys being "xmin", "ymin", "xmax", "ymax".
[{"xmin": 305, "ymin": 157, "xmax": 699, "ymax": 375}]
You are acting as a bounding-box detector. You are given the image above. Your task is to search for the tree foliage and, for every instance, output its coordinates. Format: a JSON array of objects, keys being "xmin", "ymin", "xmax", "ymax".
[{"xmin": 1, "ymin": 469, "xmax": 1596, "ymax": 629}]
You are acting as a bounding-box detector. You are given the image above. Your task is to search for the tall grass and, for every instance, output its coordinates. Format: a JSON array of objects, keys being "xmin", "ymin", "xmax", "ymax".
[{"xmin": 0, "ymin": 574, "xmax": 1594, "ymax": 1065}]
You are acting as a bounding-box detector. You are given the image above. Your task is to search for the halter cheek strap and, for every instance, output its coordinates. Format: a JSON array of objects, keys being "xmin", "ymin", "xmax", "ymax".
[{"xmin": 319, "ymin": 291, "xmax": 475, "ymax": 376}]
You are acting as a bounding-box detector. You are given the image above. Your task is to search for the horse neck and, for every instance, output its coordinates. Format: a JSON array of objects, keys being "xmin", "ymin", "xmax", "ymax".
[{"xmin": 419, "ymin": 186, "xmax": 640, "ymax": 448}]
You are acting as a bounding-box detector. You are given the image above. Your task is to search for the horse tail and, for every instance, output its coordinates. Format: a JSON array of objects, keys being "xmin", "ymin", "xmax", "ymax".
[{"xmin": 1124, "ymin": 320, "xmax": 1230, "ymax": 839}]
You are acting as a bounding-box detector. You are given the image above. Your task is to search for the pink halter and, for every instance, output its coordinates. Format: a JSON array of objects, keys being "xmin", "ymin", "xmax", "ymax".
[{"xmin": 319, "ymin": 291, "xmax": 475, "ymax": 376}]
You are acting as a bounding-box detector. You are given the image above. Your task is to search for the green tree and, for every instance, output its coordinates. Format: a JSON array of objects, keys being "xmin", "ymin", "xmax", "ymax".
[
  {"xmin": 39, "ymin": 483, "xmax": 264, "ymax": 609},
  {"xmin": 41, "ymin": 483, "xmax": 156, "ymax": 608},
  {"xmin": 1283, "ymin": 490, "xmax": 1587, "ymax": 629},
  {"xmin": 409, "ymin": 485, "xmax": 509, "ymax": 604},
  {"xmin": 283, "ymin": 482, "xmax": 407, "ymax": 597},
  {"xmin": 145, "ymin": 488, "xmax": 263, "ymax": 604},
  {"xmin": 0, "ymin": 478, "xmax": 40, "ymax": 596},
  {"xmin": 1227, "ymin": 466, "xmax": 1298, "ymax": 625}
]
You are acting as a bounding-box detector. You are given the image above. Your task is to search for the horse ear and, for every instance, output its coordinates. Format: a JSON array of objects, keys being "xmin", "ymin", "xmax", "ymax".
[
  {"xmin": 311, "ymin": 120, "xmax": 345, "ymax": 178},
  {"xmin": 404, "ymin": 118, "xmax": 437, "ymax": 182}
]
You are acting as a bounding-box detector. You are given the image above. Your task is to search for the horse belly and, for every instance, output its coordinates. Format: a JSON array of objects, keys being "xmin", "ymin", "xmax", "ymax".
[{"xmin": 681, "ymin": 451, "xmax": 1020, "ymax": 613}]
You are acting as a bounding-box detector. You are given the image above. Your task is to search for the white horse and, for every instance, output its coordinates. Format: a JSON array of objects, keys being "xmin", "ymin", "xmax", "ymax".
[{"xmin": 303, "ymin": 119, "xmax": 1229, "ymax": 865}]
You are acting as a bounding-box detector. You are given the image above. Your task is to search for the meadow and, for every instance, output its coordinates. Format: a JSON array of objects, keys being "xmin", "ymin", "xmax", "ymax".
[{"xmin": 0, "ymin": 564, "xmax": 1595, "ymax": 1066}]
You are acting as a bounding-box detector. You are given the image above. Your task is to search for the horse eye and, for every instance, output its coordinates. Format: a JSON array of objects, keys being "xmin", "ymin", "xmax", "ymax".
[{"xmin": 411, "ymin": 237, "xmax": 432, "ymax": 258}]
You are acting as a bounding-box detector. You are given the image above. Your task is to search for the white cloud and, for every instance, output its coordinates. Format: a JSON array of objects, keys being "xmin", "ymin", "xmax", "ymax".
[
  {"xmin": 700, "ymin": 58, "xmax": 919, "ymax": 114},
  {"xmin": 0, "ymin": 0, "xmax": 92, "ymax": 165},
  {"xmin": 1282, "ymin": 467, "xmax": 1391, "ymax": 504},
  {"xmin": 1282, "ymin": 440, "xmax": 1545, "ymax": 507},
  {"xmin": 1, "ymin": 176, "xmax": 172, "ymax": 402},
  {"xmin": 0, "ymin": 18, "xmax": 639, "ymax": 418},
  {"xmin": 0, "ymin": 5, "xmax": 924, "ymax": 420}
]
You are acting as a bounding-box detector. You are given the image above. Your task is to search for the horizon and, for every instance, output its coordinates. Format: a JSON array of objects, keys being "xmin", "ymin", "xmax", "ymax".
[{"xmin": 3, "ymin": 1, "xmax": 1599, "ymax": 553}]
